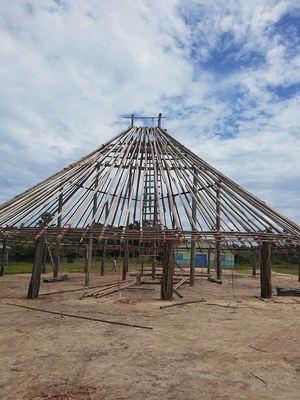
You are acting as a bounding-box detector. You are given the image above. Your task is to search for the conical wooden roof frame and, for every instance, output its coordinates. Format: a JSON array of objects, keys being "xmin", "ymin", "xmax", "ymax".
[{"xmin": 0, "ymin": 118, "xmax": 299, "ymax": 246}]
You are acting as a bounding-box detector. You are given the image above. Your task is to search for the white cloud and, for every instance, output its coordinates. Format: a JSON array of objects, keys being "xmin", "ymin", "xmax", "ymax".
[{"xmin": 0, "ymin": 0, "xmax": 300, "ymax": 225}]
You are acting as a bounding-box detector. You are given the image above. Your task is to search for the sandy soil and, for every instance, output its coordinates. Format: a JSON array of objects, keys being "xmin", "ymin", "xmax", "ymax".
[{"xmin": 0, "ymin": 270, "xmax": 299, "ymax": 400}]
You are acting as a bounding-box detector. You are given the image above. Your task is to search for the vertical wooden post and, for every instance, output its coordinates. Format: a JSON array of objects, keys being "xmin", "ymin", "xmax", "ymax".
[
  {"xmin": 190, "ymin": 239, "xmax": 196, "ymax": 286},
  {"xmin": 161, "ymin": 240, "xmax": 175, "ymax": 300},
  {"xmin": 251, "ymin": 249, "xmax": 257, "ymax": 276},
  {"xmin": 207, "ymin": 248, "xmax": 211, "ymax": 275},
  {"xmin": 260, "ymin": 241, "xmax": 272, "ymax": 298},
  {"xmin": 1, "ymin": 239, "xmax": 7, "ymax": 276},
  {"xmin": 297, "ymin": 246, "xmax": 300, "ymax": 283},
  {"xmin": 141, "ymin": 253, "xmax": 145, "ymax": 276},
  {"xmin": 85, "ymin": 238, "xmax": 93, "ymax": 286},
  {"xmin": 215, "ymin": 183, "xmax": 221, "ymax": 280},
  {"xmin": 54, "ymin": 191, "xmax": 63, "ymax": 278},
  {"xmin": 101, "ymin": 239, "xmax": 107, "ymax": 276},
  {"xmin": 152, "ymin": 241, "xmax": 157, "ymax": 280},
  {"xmin": 190, "ymin": 170, "xmax": 197, "ymax": 286},
  {"xmin": 122, "ymin": 240, "xmax": 129, "ymax": 281},
  {"xmin": 27, "ymin": 236, "xmax": 45, "ymax": 299},
  {"xmin": 85, "ymin": 168, "xmax": 99, "ymax": 286},
  {"xmin": 101, "ymin": 202, "xmax": 109, "ymax": 276},
  {"xmin": 42, "ymin": 244, "xmax": 47, "ymax": 274}
]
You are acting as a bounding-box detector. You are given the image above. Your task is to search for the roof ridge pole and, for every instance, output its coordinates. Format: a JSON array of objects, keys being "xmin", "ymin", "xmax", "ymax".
[{"xmin": 158, "ymin": 113, "xmax": 162, "ymax": 128}]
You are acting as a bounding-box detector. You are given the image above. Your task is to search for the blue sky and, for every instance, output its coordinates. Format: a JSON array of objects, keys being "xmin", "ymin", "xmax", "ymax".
[{"xmin": 0, "ymin": 0, "xmax": 299, "ymax": 224}]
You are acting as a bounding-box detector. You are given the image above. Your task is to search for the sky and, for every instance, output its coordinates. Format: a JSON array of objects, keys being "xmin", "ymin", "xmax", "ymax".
[{"xmin": 0, "ymin": 0, "xmax": 299, "ymax": 224}]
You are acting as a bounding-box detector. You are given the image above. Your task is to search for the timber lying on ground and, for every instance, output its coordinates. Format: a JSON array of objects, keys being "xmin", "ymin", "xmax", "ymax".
[
  {"xmin": 7, "ymin": 303, "xmax": 153, "ymax": 330},
  {"xmin": 208, "ymin": 277, "xmax": 222, "ymax": 285},
  {"xmin": 82, "ymin": 280, "xmax": 137, "ymax": 298},
  {"xmin": 43, "ymin": 274, "xmax": 69, "ymax": 283},
  {"xmin": 130, "ymin": 270, "xmax": 211, "ymax": 278},
  {"xmin": 276, "ymin": 287, "xmax": 300, "ymax": 296}
]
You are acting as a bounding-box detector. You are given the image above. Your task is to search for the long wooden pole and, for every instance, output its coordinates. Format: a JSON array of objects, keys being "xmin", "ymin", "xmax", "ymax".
[
  {"xmin": 260, "ymin": 242, "xmax": 272, "ymax": 298},
  {"xmin": 207, "ymin": 248, "xmax": 211, "ymax": 274},
  {"xmin": 122, "ymin": 240, "xmax": 129, "ymax": 281},
  {"xmin": 190, "ymin": 170, "xmax": 197, "ymax": 286},
  {"xmin": 54, "ymin": 191, "xmax": 63, "ymax": 278},
  {"xmin": 215, "ymin": 183, "xmax": 221, "ymax": 280}
]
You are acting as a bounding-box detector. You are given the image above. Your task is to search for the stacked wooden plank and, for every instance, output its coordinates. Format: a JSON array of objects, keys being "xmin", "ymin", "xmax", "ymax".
[{"xmin": 83, "ymin": 280, "xmax": 137, "ymax": 299}]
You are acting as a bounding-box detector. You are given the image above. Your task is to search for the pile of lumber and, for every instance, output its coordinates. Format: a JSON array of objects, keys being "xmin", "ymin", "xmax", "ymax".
[{"xmin": 82, "ymin": 280, "xmax": 137, "ymax": 299}]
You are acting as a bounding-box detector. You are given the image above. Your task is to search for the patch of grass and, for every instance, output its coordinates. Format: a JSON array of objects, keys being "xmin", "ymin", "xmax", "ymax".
[
  {"xmin": 233, "ymin": 262, "xmax": 298, "ymax": 275},
  {"xmin": 3, "ymin": 257, "xmax": 161, "ymax": 275}
]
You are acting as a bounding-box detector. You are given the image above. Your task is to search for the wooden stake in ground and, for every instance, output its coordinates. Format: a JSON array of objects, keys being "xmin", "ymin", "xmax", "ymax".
[
  {"xmin": 161, "ymin": 240, "xmax": 175, "ymax": 300},
  {"xmin": 122, "ymin": 240, "xmax": 129, "ymax": 281},
  {"xmin": 53, "ymin": 190, "xmax": 63, "ymax": 278},
  {"xmin": 252, "ymin": 248, "xmax": 257, "ymax": 277},
  {"xmin": 0, "ymin": 239, "xmax": 7, "ymax": 276},
  {"xmin": 190, "ymin": 169, "xmax": 197, "ymax": 287},
  {"xmin": 260, "ymin": 241, "xmax": 272, "ymax": 299},
  {"xmin": 27, "ymin": 235, "xmax": 45, "ymax": 299},
  {"xmin": 298, "ymin": 246, "xmax": 300, "ymax": 283}
]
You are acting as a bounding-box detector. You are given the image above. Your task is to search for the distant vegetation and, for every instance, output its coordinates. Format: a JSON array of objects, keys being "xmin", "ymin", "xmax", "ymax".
[{"xmin": 3, "ymin": 251, "xmax": 298, "ymax": 276}]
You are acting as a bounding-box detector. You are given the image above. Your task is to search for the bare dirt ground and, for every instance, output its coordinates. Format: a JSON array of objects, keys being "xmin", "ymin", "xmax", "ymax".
[{"xmin": 0, "ymin": 270, "xmax": 299, "ymax": 400}]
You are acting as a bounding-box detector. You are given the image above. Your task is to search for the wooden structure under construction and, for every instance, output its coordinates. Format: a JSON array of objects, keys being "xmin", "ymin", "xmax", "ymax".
[{"xmin": 0, "ymin": 114, "xmax": 299, "ymax": 299}]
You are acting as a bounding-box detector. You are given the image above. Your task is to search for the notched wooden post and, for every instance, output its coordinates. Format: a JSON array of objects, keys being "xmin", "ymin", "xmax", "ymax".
[
  {"xmin": 27, "ymin": 235, "xmax": 45, "ymax": 299},
  {"xmin": 122, "ymin": 240, "xmax": 129, "ymax": 281},
  {"xmin": 161, "ymin": 240, "xmax": 175, "ymax": 300},
  {"xmin": 260, "ymin": 241, "xmax": 272, "ymax": 298},
  {"xmin": 1, "ymin": 239, "xmax": 7, "ymax": 276}
]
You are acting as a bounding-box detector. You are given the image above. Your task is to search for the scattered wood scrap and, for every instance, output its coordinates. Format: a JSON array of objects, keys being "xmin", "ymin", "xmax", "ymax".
[
  {"xmin": 43, "ymin": 274, "xmax": 69, "ymax": 283},
  {"xmin": 160, "ymin": 298, "xmax": 206, "ymax": 309},
  {"xmin": 208, "ymin": 277, "xmax": 222, "ymax": 285},
  {"xmin": 171, "ymin": 277, "xmax": 188, "ymax": 299},
  {"xmin": 174, "ymin": 277, "xmax": 188, "ymax": 290},
  {"xmin": 39, "ymin": 282, "xmax": 120, "ymax": 297},
  {"xmin": 38, "ymin": 384, "xmax": 96, "ymax": 400},
  {"xmin": 172, "ymin": 288, "xmax": 183, "ymax": 298},
  {"xmin": 276, "ymin": 287, "xmax": 300, "ymax": 296}
]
